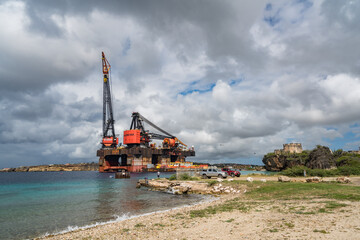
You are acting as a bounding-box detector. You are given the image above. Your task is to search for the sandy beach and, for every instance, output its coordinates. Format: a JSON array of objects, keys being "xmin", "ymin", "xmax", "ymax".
[{"xmin": 41, "ymin": 176, "xmax": 360, "ymax": 240}]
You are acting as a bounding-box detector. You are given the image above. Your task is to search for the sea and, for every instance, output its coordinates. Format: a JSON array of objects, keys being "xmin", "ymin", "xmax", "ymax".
[{"xmin": 0, "ymin": 170, "xmax": 269, "ymax": 240}]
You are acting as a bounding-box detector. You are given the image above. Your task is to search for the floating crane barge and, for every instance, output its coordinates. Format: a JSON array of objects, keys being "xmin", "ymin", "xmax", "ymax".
[{"xmin": 97, "ymin": 53, "xmax": 195, "ymax": 173}]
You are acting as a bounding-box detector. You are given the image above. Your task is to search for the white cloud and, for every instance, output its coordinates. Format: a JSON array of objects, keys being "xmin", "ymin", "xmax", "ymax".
[{"xmin": 1, "ymin": 0, "xmax": 360, "ymax": 168}]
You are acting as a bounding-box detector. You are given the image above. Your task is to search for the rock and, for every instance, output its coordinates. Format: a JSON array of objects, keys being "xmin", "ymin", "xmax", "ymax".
[
  {"xmin": 278, "ymin": 176, "xmax": 291, "ymax": 182},
  {"xmin": 291, "ymin": 179, "xmax": 306, "ymax": 183},
  {"xmin": 260, "ymin": 179, "xmax": 267, "ymax": 182},
  {"xmin": 246, "ymin": 177, "xmax": 254, "ymax": 182},
  {"xmin": 262, "ymin": 154, "xmax": 288, "ymax": 171},
  {"xmin": 306, "ymin": 146, "xmax": 335, "ymax": 169},
  {"xmin": 228, "ymin": 178, "xmax": 234, "ymax": 181},
  {"xmin": 306, "ymin": 177, "xmax": 322, "ymax": 183},
  {"xmin": 171, "ymin": 185, "xmax": 189, "ymax": 195},
  {"xmin": 336, "ymin": 177, "xmax": 351, "ymax": 183},
  {"xmin": 217, "ymin": 179, "xmax": 223, "ymax": 182}
]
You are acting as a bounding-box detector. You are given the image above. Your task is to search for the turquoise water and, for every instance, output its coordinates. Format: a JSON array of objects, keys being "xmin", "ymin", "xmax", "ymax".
[
  {"xmin": 0, "ymin": 172, "xmax": 206, "ymax": 240},
  {"xmin": 240, "ymin": 170, "xmax": 272, "ymax": 175}
]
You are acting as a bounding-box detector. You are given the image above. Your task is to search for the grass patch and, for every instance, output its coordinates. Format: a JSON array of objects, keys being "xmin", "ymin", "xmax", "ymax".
[
  {"xmin": 172, "ymin": 213, "xmax": 186, "ymax": 219},
  {"xmin": 208, "ymin": 180, "xmax": 217, "ymax": 186},
  {"xmin": 169, "ymin": 174, "xmax": 176, "ymax": 181},
  {"xmin": 153, "ymin": 223, "xmax": 165, "ymax": 227},
  {"xmin": 269, "ymin": 228, "xmax": 279, "ymax": 232},
  {"xmin": 122, "ymin": 228, "xmax": 130, "ymax": 232},
  {"xmin": 244, "ymin": 182, "xmax": 360, "ymax": 201},
  {"xmin": 224, "ymin": 218, "xmax": 235, "ymax": 223},
  {"xmin": 168, "ymin": 173, "xmax": 199, "ymax": 181},
  {"xmin": 134, "ymin": 223, "xmax": 146, "ymax": 228},
  {"xmin": 284, "ymin": 222, "xmax": 294, "ymax": 228},
  {"xmin": 178, "ymin": 173, "xmax": 198, "ymax": 181},
  {"xmin": 313, "ymin": 229, "xmax": 328, "ymax": 234},
  {"xmin": 318, "ymin": 208, "xmax": 327, "ymax": 213},
  {"xmin": 189, "ymin": 198, "xmax": 253, "ymax": 218},
  {"xmin": 324, "ymin": 201, "xmax": 348, "ymax": 209},
  {"xmin": 295, "ymin": 211, "xmax": 315, "ymax": 215}
]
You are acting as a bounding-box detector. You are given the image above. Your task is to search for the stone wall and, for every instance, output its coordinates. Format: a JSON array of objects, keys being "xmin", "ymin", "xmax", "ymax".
[{"xmin": 283, "ymin": 143, "xmax": 303, "ymax": 153}]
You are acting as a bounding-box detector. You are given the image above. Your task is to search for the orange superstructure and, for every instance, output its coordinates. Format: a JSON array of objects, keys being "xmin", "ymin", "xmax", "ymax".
[
  {"xmin": 123, "ymin": 130, "xmax": 141, "ymax": 145},
  {"xmin": 102, "ymin": 137, "xmax": 119, "ymax": 147}
]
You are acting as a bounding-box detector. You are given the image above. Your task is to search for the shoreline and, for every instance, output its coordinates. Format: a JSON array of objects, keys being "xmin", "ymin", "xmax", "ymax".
[
  {"xmin": 39, "ymin": 193, "xmax": 217, "ymax": 239},
  {"xmin": 40, "ymin": 176, "xmax": 360, "ymax": 240}
]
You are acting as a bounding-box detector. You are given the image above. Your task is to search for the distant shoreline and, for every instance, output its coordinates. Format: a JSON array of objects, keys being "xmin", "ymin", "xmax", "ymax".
[
  {"xmin": 0, "ymin": 163, "xmax": 98, "ymax": 172},
  {"xmin": 1, "ymin": 162, "xmax": 266, "ymax": 173}
]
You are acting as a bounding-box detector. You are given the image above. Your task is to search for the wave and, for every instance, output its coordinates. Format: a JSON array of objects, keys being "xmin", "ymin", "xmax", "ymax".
[{"xmin": 41, "ymin": 194, "xmax": 217, "ymax": 238}]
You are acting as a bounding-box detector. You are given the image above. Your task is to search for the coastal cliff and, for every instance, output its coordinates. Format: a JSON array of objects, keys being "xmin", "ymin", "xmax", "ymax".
[
  {"xmin": 262, "ymin": 145, "xmax": 360, "ymax": 172},
  {"xmin": 0, "ymin": 162, "xmax": 98, "ymax": 172}
]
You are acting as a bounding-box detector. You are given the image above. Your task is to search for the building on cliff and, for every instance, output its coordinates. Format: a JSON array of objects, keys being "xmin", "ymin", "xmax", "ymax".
[
  {"xmin": 348, "ymin": 147, "xmax": 360, "ymax": 155},
  {"xmin": 274, "ymin": 143, "xmax": 303, "ymax": 154}
]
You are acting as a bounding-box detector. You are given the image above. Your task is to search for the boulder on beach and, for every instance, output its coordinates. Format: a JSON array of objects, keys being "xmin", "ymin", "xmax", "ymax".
[{"xmin": 278, "ymin": 176, "xmax": 291, "ymax": 182}]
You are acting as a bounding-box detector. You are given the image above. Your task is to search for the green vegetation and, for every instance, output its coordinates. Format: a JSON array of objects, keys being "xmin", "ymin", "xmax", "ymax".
[
  {"xmin": 281, "ymin": 151, "xmax": 360, "ymax": 176},
  {"xmin": 178, "ymin": 173, "xmax": 198, "ymax": 181},
  {"xmin": 153, "ymin": 223, "xmax": 165, "ymax": 227},
  {"xmin": 189, "ymin": 198, "xmax": 252, "ymax": 218},
  {"xmin": 281, "ymin": 163, "xmax": 360, "ymax": 177},
  {"xmin": 169, "ymin": 173, "xmax": 199, "ymax": 181},
  {"xmin": 178, "ymin": 180, "xmax": 359, "ymax": 222},
  {"xmin": 244, "ymin": 181, "xmax": 360, "ymax": 201},
  {"xmin": 224, "ymin": 218, "xmax": 235, "ymax": 223},
  {"xmin": 134, "ymin": 223, "xmax": 146, "ymax": 228},
  {"xmin": 284, "ymin": 222, "xmax": 294, "ymax": 228},
  {"xmin": 313, "ymin": 229, "xmax": 328, "ymax": 234},
  {"xmin": 265, "ymin": 146, "xmax": 360, "ymax": 176},
  {"xmin": 169, "ymin": 174, "xmax": 177, "ymax": 181},
  {"xmin": 208, "ymin": 180, "xmax": 217, "ymax": 186}
]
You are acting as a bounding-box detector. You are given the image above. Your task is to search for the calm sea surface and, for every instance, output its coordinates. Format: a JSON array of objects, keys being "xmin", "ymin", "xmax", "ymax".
[
  {"xmin": 0, "ymin": 170, "xmax": 268, "ymax": 240},
  {"xmin": 0, "ymin": 171, "xmax": 207, "ymax": 240}
]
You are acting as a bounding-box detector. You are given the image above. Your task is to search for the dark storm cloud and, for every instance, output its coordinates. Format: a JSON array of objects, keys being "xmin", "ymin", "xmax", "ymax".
[{"xmin": 1, "ymin": 0, "xmax": 360, "ymax": 168}]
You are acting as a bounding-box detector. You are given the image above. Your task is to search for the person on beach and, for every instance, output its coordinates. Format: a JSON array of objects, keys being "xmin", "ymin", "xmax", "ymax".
[{"xmin": 157, "ymin": 171, "xmax": 160, "ymax": 178}]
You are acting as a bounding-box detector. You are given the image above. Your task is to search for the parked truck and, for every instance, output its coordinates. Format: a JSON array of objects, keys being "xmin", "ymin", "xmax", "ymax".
[
  {"xmin": 221, "ymin": 168, "xmax": 241, "ymax": 177},
  {"xmin": 200, "ymin": 168, "xmax": 227, "ymax": 179}
]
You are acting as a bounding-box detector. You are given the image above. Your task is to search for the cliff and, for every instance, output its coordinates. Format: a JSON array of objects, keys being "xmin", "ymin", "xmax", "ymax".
[
  {"xmin": 262, "ymin": 146, "xmax": 335, "ymax": 171},
  {"xmin": 0, "ymin": 162, "xmax": 98, "ymax": 172}
]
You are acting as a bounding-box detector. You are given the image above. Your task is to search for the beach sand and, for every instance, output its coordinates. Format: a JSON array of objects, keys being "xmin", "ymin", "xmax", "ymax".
[{"xmin": 42, "ymin": 177, "xmax": 360, "ymax": 240}]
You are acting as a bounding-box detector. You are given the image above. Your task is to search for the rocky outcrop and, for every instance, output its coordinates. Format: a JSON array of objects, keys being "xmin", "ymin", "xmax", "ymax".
[
  {"xmin": 137, "ymin": 179, "xmax": 246, "ymax": 195},
  {"xmin": 263, "ymin": 145, "xmax": 336, "ymax": 171},
  {"xmin": 262, "ymin": 154, "xmax": 303, "ymax": 171},
  {"xmin": 262, "ymin": 154, "xmax": 287, "ymax": 171},
  {"xmin": 306, "ymin": 146, "xmax": 335, "ymax": 169}
]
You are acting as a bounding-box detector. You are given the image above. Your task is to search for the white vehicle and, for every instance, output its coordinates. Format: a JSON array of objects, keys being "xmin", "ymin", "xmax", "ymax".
[{"xmin": 200, "ymin": 168, "xmax": 228, "ymax": 179}]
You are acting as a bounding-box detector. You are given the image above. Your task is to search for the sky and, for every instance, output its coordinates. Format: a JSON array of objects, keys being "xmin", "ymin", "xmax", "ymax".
[{"xmin": 1, "ymin": 0, "xmax": 360, "ymax": 168}]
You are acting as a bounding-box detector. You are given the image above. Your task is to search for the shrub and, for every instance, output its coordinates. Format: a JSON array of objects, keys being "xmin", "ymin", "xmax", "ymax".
[
  {"xmin": 337, "ymin": 165, "xmax": 360, "ymax": 176},
  {"xmin": 177, "ymin": 173, "xmax": 198, "ymax": 181},
  {"xmin": 281, "ymin": 166, "xmax": 309, "ymax": 177},
  {"xmin": 169, "ymin": 174, "xmax": 177, "ymax": 181},
  {"xmin": 208, "ymin": 180, "xmax": 217, "ymax": 186}
]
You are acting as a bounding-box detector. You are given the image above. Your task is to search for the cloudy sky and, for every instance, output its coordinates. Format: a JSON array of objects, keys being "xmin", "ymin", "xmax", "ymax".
[{"xmin": 1, "ymin": 0, "xmax": 360, "ymax": 168}]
